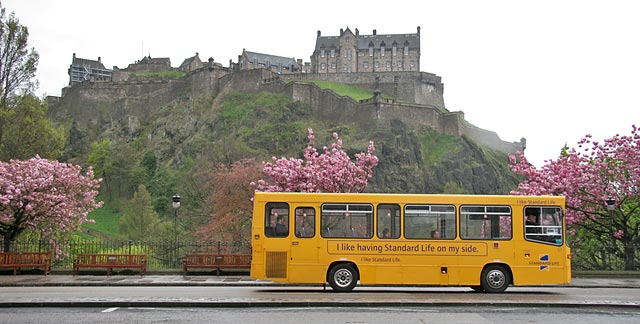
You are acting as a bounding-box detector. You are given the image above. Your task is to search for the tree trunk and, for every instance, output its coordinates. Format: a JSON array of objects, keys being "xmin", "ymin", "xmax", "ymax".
[
  {"xmin": 624, "ymin": 241, "xmax": 636, "ymax": 271},
  {"xmin": 3, "ymin": 236, "xmax": 11, "ymax": 252}
]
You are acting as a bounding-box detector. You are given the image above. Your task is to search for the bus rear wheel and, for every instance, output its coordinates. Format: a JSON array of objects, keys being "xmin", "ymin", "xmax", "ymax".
[
  {"xmin": 480, "ymin": 264, "xmax": 510, "ymax": 293},
  {"xmin": 328, "ymin": 264, "xmax": 358, "ymax": 292}
]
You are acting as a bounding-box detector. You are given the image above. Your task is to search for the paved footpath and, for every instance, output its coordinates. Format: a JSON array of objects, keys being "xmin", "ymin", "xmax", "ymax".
[
  {"xmin": 1, "ymin": 274, "xmax": 639, "ymax": 308},
  {"xmin": 1, "ymin": 274, "xmax": 640, "ymax": 288}
]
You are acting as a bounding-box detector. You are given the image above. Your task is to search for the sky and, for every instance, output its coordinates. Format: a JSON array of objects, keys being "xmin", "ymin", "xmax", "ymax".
[{"xmin": 4, "ymin": 0, "xmax": 639, "ymax": 167}]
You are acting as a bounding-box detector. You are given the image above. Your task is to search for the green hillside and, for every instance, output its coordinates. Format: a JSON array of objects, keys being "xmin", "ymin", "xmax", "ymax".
[{"xmin": 54, "ymin": 86, "xmax": 522, "ymax": 241}]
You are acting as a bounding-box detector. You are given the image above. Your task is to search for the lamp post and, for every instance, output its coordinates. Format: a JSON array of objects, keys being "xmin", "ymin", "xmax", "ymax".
[{"xmin": 171, "ymin": 194, "xmax": 181, "ymax": 265}]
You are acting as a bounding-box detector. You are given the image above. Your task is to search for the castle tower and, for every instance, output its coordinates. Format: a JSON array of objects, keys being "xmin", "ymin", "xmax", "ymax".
[{"xmin": 311, "ymin": 27, "xmax": 421, "ymax": 73}]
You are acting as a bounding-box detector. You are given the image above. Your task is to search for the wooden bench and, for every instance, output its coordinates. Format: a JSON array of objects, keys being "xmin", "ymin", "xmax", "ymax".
[
  {"xmin": 73, "ymin": 254, "xmax": 146, "ymax": 276},
  {"xmin": 183, "ymin": 253, "xmax": 251, "ymax": 275},
  {"xmin": 0, "ymin": 251, "xmax": 53, "ymax": 275}
]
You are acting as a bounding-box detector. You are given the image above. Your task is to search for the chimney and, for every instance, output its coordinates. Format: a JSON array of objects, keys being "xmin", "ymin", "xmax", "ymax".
[
  {"xmin": 98, "ymin": 57, "xmax": 101, "ymax": 63},
  {"xmin": 355, "ymin": 28, "xmax": 359, "ymax": 36},
  {"xmin": 317, "ymin": 30, "xmax": 321, "ymax": 38},
  {"xmin": 373, "ymin": 29, "xmax": 377, "ymax": 35},
  {"xmin": 417, "ymin": 26, "xmax": 421, "ymax": 35},
  {"xmin": 340, "ymin": 28, "xmax": 344, "ymax": 35}
]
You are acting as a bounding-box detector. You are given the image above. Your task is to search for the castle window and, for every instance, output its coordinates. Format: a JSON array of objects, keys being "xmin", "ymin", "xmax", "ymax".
[
  {"xmin": 363, "ymin": 62, "xmax": 369, "ymax": 68},
  {"xmin": 331, "ymin": 49, "xmax": 335, "ymax": 57},
  {"xmin": 347, "ymin": 49, "xmax": 352, "ymax": 61},
  {"xmin": 392, "ymin": 46, "xmax": 397, "ymax": 56},
  {"xmin": 386, "ymin": 61, "xmax": 391, "ymax": 68},
  {"xmin": 321, "ymin": 49, "xmax": 325, "ymax": 57},
  {"xmin": 331, "ymin": 63, "xmax": 336, "ymax": 69},
  {"xmin": 321, "ymin": 63, "xmax": 326, "ymax": 70},
  {"xmin": 374, "ymin": 62, "xmax": 380, "ymax": 68},
  {"xmin": 404, "ymin": 41, "xmax": 410, "ymax": 55},
  {"xmin": 398, "ymin": 61, "xmax": 403, "ymax": 68},
  {"xmin": 380, "ymin": 42, "xmax": 386, "ymax": 57},
  {"xmin": 368, "ymin": 42, "xmax": 374, "ymax": 56}
]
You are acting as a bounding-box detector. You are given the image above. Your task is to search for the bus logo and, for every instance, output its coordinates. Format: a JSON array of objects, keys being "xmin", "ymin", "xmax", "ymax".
[{"xmin": 540, "ymin": 254, "xmax": 550, "ymax": 271}]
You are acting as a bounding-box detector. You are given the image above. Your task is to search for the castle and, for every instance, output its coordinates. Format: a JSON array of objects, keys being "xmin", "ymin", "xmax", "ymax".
[{"xmin": 49, "ymin": 27, "xmax": 525, "ymax": 155}]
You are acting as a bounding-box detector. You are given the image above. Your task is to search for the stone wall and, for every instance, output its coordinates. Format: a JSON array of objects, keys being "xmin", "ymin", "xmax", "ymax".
[
  {"xmin": 280, "ymin": 71, "xmax": 445, "ymax": 110},
  {"xmin": 48, "ymin": 66, "xmax": 523, "ymax": 155},
  {"xmin": 234, "ymin": 70, "xmax": 524, "ymax": 154}
]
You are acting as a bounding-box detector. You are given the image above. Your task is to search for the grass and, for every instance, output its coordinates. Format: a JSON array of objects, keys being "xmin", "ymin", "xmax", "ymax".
[
  {"xmin": 82, "ymin": 200, "xmax": 121, "ymax": 238},
  {"xmin": 132, "ymin": 71, "xmax": 186, "ymax": 79},
  {"xmin": 307, "ymin": 80, "xmax": 375, "ymax": 101}
]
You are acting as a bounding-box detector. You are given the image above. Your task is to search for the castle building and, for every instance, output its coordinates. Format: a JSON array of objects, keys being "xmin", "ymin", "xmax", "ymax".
[
  {"xmin": 310, "ymin": 27, "xmax": 420, "ymax": 74},
  {"xmin": 237, "ymin": 49, "xmax": 302, "ymax": 74},
  {"xmin": 68, "ymin": 53, "xmax": 113, "ymax": 86},
  {"xmin": 178, "ymin": 52, "xmax": 203, "ymax": 73}
]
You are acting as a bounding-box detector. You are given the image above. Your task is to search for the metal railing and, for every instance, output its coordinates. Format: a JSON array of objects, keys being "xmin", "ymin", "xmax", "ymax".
[{"xmin": 6, "ymin": 239, "xmax": 251, "ymax": 270}]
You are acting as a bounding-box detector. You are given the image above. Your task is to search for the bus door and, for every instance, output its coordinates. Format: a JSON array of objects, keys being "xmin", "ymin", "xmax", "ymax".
[
  {"xmin": 290, "ymin": 206, "xmax": 320, "ymax": 272},
  {"xmin": 262, "ymin": 202, "xmax": 291, "ymax": 280},
  {"xmin": 518, "ymin": 206, "xmax": 567, "ymax": 284}
]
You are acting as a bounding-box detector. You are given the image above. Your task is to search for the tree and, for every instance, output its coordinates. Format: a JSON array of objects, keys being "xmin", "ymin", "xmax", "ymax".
[
  {"xmin": 0, "ymin": 156, "xmax": 103, "ymax": 252},
  {"xmin": 87, "ymin": 139, "xmax": 114, "ymax": 200},
  {"xmin": 253, "ymin": 128, "xmax": 379, "ymax": 193},
  {"xmin": 119, "ymin": 184, "xmax": 160, "ymax": 241},
  {"xmin": 196, "ymin": 159, "xmax": 262, "ymax": 243},
  {"xmin": 509, "ymin": 125, "xmax": 639, "ymax": 270},
  {"xmin": 0, "ymin": 94, "xmax": 64, "ymax": 161},
  {"xmin": 0, "ymin": 3, "xmax": 38, "ymax": 109}
]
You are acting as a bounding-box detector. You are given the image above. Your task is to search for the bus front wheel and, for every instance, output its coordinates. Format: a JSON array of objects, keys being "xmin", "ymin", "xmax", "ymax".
[
  {"xmin": 480, "ymin": 264, "xmax": 510, "ymax": 293},
  {"xmin": 328, "ymin": 264, "xmax": 358, "ymax": 292}
]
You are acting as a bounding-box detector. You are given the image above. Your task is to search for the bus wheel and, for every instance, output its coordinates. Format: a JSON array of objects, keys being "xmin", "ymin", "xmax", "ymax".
[
  {"xmin": 328, "ymin": 264, "xmax": 358, "ymax": 292},
  {"xmin": 480, "ymin": 265, "xmax": 510, "ymax": 293}
]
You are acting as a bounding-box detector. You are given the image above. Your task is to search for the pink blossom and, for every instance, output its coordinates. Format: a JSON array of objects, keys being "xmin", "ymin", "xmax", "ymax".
[
  {"xmin": 0, "ymin": 156, "xmax": 103, "ymax": 254},
  {"xmin": 253, "ymin": 129, "xmax": 379, "ymax": 193}
]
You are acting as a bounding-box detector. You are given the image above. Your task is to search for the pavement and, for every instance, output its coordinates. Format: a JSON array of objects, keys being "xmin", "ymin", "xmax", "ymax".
[
  {"xmin": 1, "ymin": 272, "xmax": 640, "ymax": 288},
  {"xmin": 1, "ymin": 272, "xmax": 639, "ymax": 309}
]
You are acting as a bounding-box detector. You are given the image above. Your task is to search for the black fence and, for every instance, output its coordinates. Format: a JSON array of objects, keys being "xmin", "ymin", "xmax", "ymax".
[{"xmin": 6, "ymin": 239, "xmax": 251, "ymax": 270}]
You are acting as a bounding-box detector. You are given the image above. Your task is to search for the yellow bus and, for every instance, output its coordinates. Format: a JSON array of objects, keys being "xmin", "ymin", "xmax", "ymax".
[{"xmin": 250, "ymin": 192, "xmax": 571, "ymax": 293}]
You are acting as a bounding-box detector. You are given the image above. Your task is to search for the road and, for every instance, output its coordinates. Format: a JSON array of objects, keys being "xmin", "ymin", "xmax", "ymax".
[
  {"xmin": 0, "ymin": 305, "xmax": 639, "ymax": 324},
  {"xmin": 0, "ymin": 285, "xmax": 638, "ymax": 308}
]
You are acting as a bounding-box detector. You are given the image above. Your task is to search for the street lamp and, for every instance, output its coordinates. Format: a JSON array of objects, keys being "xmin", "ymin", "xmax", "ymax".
[
  {"xmin": 605, "ymin": 198, "xmax": 616, "ymax": 211},
  {"xmin": 172, "ymin": 194, "xmax": 181, "ymax": 229},
  {"xmin": 171, "ymin": 194, "xmax": 181, "ymax": 260}
]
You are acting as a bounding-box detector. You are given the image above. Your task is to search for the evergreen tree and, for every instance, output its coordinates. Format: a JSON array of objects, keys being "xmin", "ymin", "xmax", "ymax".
[{"xmin": 119, "ymin": 184, "xmax": 161, "ymax": 241}]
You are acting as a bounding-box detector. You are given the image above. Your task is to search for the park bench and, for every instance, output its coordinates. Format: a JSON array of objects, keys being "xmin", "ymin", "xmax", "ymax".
[
  {"xmin": 0, "ymin": 251, "xmax": 53, "ymax": 275},
  {"xmin": 183, "ymin": 253, "xmax": 251, "ymax": 275},
  {"xmin": 73, "ymin": 253, "xmax": 147, "ymax": 276}
]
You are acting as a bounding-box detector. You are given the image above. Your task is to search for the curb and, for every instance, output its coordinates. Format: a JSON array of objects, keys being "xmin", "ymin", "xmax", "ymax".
[{"xmin": 1, "ymin": 300, "xmax": 639, "ymax": 310}]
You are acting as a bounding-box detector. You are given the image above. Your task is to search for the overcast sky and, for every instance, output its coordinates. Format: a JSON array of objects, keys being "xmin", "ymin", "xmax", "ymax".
[{"xmin": 5, "ymin": 0, "xmax": 639, "ymax": 167}]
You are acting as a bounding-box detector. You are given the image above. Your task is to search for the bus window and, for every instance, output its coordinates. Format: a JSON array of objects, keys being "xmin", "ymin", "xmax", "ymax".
[
  {"xmin": 295, "ymin": 207, "xmax": 315, "ymax": 238},
  {"xmin": 265, "ymin": 202, "xmax": 289, "ymax": 237},
  {"xmin": 321, "ymin": 203, "xmax": 373, "ymax": 238},
  {"xmin": 461, "ymin": 205, "xmax": 512, "ymax": 240},
  {"xmin": 525, "ymin": 206, "xmax": 563, "ymax": 245},
  {"xmin": 377, "ymin": 204, "xmax": 400, "ymax": 239},
  {"xmin": 404, "ymin": 205, "xmax": 455, "ymax": 239}
]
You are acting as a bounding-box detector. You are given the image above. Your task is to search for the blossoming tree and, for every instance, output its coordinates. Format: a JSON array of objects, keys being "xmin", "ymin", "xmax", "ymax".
[
  {"xmin": 253, "ymin": 128, "xmax": 379, "ymax": 193},
  {"xmin": 509, "ymin": 125, "xmax": 639, "ymax": 270},
  {"xmin": 0, "ymin": 156, "xmax": 103, "ymax": 253}
]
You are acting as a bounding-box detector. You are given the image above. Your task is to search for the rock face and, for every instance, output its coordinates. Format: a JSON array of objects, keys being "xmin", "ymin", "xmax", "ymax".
[{"xmin": 47, "ymin": 67, "xmax": 522, "ymax": 194}]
